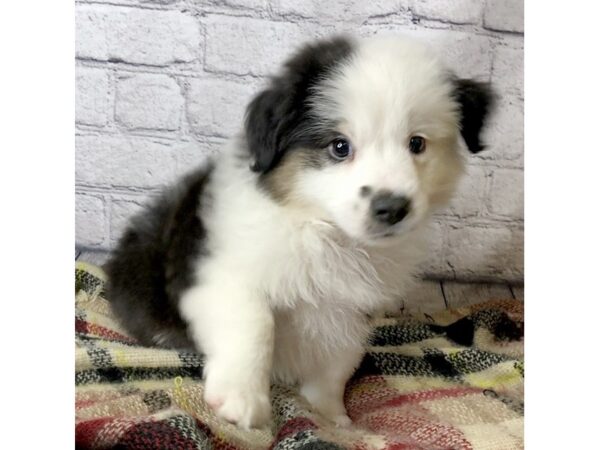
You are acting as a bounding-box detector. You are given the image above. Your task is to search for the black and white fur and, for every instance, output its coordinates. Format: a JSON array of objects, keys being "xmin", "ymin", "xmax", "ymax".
[{"xmin": 106, "ymin": 35, "xmax": 494, "ymax": 429}]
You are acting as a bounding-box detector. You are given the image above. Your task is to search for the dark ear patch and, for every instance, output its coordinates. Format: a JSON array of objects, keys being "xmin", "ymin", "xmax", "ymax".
[
  {"xmin": 244, "ymin": 36, "xmax": 354, "ymax": 173},
  {"xmin": 453, "ymin": 79, "xmax": 495, "ymax": 153},
  {"xmin": 245, "ymin": 88, "xmax": 287, "ymax": 173}
]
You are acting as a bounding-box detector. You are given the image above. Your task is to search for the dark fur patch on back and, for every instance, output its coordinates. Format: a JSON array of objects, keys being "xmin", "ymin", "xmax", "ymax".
[
  {"xmin": 105, "ymin": 165, "xmax": 213, "ymax": 350},
  {"xmin": 244, "ymin": 36, "xmax": 355, "ymax": 174}
]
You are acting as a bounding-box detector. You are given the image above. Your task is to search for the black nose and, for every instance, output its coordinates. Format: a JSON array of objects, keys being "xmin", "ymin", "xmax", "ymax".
[{"xmin": 370, "ymin": 193, "xmax": 411, "ymax": 225}]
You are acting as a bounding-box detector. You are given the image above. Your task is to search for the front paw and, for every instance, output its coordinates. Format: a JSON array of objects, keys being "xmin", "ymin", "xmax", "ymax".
[
  {"xmin": 330, "ymin": 413, "xmax": 352, "ymax": 428},
  {"xmin": 204, "ymin": 368, "xmax": 271, "ymax": 429},
  {"xmin": 300, "ymin": 384, "xmax": 352, "ymax": 427}
]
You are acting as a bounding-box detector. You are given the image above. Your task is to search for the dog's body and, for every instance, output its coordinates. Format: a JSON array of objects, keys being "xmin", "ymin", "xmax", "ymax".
[{"xmin": 106, "ymin": 35, "xmax": 493, "ymax": 429}]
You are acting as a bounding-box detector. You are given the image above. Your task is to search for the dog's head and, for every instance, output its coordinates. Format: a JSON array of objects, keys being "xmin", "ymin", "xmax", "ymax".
[{"xmin": 245, "ymin": 35, "xmax": 494, "ymax": 243}]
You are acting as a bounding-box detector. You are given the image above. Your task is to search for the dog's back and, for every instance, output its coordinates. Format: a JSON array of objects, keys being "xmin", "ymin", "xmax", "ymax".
[{"xmin": 105, "ymin": 165, "xmax": 213, "ymax": 350}]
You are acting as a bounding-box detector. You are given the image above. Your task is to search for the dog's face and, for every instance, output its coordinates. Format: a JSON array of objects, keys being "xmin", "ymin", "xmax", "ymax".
[{"xmin": 245, "ymin": 36, "xmax": 493, "ymax": 243}]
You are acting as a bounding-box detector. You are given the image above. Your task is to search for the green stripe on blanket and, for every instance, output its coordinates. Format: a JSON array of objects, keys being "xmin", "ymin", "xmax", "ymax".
[{"xmin": 75, "ymin": 262, "xmax": 524, "ymax": 450}]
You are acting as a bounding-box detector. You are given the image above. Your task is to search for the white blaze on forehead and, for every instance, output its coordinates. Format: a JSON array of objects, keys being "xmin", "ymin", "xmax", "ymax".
[{"xmin": 312, "ymin": 35, "xmax": 460, "ymax": 148}]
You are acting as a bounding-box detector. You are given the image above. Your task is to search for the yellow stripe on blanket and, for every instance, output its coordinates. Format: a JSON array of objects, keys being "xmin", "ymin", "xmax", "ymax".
[
  {"xmin": 463, "ymin": 361, "xmax": 524, "ymax": 390},
  {"xmin": 384, "ymin": 375, "xmax": 458, "ymax": 393}
]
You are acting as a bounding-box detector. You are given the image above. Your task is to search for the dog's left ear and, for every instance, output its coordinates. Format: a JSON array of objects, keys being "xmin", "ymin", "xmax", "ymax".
[
  {"xmin": 245, "ymin": 86, "xmax": 290, "ymax": 173},
  {"xmin": 453, "ymin": 79, "xmax": 495, "ymax": 153}
]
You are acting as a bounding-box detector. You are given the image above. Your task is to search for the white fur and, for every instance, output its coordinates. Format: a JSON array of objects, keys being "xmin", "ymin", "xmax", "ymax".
[{"xmin": 178, "ymin": 36, "xmax": 465, "ymax": 429}]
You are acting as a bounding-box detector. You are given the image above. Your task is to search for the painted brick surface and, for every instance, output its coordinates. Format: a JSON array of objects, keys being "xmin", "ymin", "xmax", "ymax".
[
  {"xmin": 410, "ymin": 0, "xmax": 485, "ymax": 25},
  {"xmin": 75, "ymin": 0, "xmax": 524, "ymax": 282},
  {"xmin": 445, "ymin": 225, "xmax": 523, "ymax": 281},
  {"xmin": 446, "ymin": 163, "xmax": 491, "ymax": 218},
  {"xmin": 481, "ymin": 94, "xmax": 523, "ymax": 163},
  {"xmin": 185, "ymin": 77, "xmax": 261, "ymax": 137},
  {"xmin": 115, "ymin": 73, "xmax": 184, "ymax": 131},
  {"xmin": 204, "ymin": 16, "xmax": 305, "ymax": 76},
  {"xmin": 488, "ymin": 168, "xmax": 524, "ymax": 220},
  {"xmin": 76, "ymin": 67, "xmax": 110, "ymax": 127},
  {"xmin": 76, "ymin": 134, "xmax": 183, "ymax": 189},
  {"xmin": 75, "ymin": 5, "xmax": 202, "ymax": 65},
  {"xmin": 484, "ymin": 0, "xmax": 524, "ymax": 33},
  {"xmin": 75, "ymin": 193, "xmax": 107, "ymax": 247}
]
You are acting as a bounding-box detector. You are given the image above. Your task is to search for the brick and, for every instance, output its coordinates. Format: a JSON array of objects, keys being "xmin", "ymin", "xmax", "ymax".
[
  {"xmin": 410, "ymin": 0, "xmax": 484, "ymax": 25},
  {"xmin": 484, "ymin": 0, "xmax": 524, "ymax": 33},
  {"xmin": 204, "ymin": 15, "xmax": 304, "ymax": 76},
  {"xmin": 481, "ymin": 94, "xmax": 523, "ymax": 161},
  {"xmin": 445, "ymin": 225, "xmax": 523, "ymax": 280},
  {"xmin": 268, "ymin": 0, "xmax": 317, "ymax": 18},
  {"xmin": 76, "ymin": 192, "xmax": 107, "ymax": 247},
  {"xmin": 492, "ymin": 45, "xmax": 523, "ymax": 98},
  {"xmin": 185, "ymin": 77, "xmax": 261, "ymax": 137},
  {"xmin": 76, "ymin": 6, "xmax": 108, "ymax": 60},
  {"xmin": 76, "ymin": 5, "xmax": 201, "ymax": 66},
  {"xmin": 109, "ymin": 195, "xmax": 153, "ymax": 245},
  {"xmin": 108, "ymin": 8, "xmax": 201, "ymax": 65},
  {"xmin": 271, "ymin": 0, "xmax": 404, "ymax": 21},
  {"xmin": 76, "ymin": 134, "xmax": 187, "ymax": 189},
  {"xmin": 116, "ymin": 73, "xmax": 183, "ymax": 131},
  {"xmin": 488, "ymin": 168, "xmax": 523, "ymax": 219},
  {"xmin": 76, "ymin": 67, "xmax": 110, "ymax": 127},
  {"xmin": 421, "ymin": 220, "xmax": 451, "ymax": 277},
  {"xmin": 442, "ymin": 164, "xmax": 490, "ymax": 217}
]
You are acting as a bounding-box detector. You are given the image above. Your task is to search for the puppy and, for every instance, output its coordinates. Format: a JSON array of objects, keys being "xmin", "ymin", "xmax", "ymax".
[{"xmin": 105, "ymin": 35, "xmax": 493, "ymax": 429}]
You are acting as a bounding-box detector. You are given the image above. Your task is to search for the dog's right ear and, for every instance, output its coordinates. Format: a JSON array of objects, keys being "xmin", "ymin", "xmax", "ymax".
[
  {"xmin": 453, "ymin": 79, "xmax": 495, "ymax": 153},
  {"xmin": 244, "ymin": 87, "xmax": 290, "ymax": 173}
]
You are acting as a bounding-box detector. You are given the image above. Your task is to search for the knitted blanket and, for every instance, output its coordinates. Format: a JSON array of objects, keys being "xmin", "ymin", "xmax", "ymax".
[{"xmin": 75, "ymin": 262, "xmax": 524, "ymax": 450}]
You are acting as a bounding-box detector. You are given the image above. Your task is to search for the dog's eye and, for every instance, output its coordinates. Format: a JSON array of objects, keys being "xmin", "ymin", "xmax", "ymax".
[
  {"xmin": 328, "ymin": 138, "xmax": 353, "ymax": 160},
  {"xmin": 409, "ymin": 136, "xmax": 426, "ymax": 155}
]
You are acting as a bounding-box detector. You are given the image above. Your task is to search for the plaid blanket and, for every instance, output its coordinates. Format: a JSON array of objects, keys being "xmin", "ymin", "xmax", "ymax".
[{"xmin": 75, "ymin": 262, "xmax": 524, "ymax": 450}]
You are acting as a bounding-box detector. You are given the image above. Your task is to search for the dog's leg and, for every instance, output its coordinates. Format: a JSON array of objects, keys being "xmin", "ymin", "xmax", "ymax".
[
  {"xmin": 299, "ymin": 346, "xmax": 364, "ymax": 427},
  {"xmin": 180, "ymin": 279, "xmax": 274, "ymax": 429}
]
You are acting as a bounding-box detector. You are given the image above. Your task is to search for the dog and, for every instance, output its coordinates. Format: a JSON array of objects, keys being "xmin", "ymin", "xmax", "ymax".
[{"xmin": 105, "ymin": 34, "xmax": 494, "ymax": 429}]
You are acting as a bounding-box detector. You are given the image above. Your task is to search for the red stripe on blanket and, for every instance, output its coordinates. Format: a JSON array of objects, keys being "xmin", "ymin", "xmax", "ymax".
[
  {"xmin": 386, "ymin": 444, "xmax": 414, "ymax": 450},
  {"xmin": 380, "ymin": 387, "xmax": 481, "ymax": 409},
  {"xmin": 75, "ymin": 417, "xmax": 114, "ymax": 449},
  {"xmin": 347, "ymin": 376, "xmax": 480, "ymax": 419},
  {"xmin": 271, "ymin": 417, "xmax": 317, "ymax": 447},
  {"xmin": 117, "ymin": 420, "xmax": 200, "ymax": 450},
  {"xmin": 212, "ymin": 435, "xmax": 246, "ymax": 450},
  {"xmin": 75, "ymin": 318, "xmax": 88, "ymax": 334},
  {"xmin": 346, "ymin": 376, "xmax": 400, "ymax": 419},
  {"xmin": 79, "ymin": 320, "xmax": 137, "ymax": 343},
  {"xmin": 359, "ymin": 413, "xmax": 473, "ymax": 450},
  {"xmin": 352, "ymin": 441, "xmax": 413, "ymax": 450}
]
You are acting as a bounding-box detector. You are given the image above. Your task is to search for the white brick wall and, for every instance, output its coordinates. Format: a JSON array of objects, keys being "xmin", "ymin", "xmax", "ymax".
[{"xmin": 75, "ymin": 0, "xmax": 524, "ymax": 283}]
